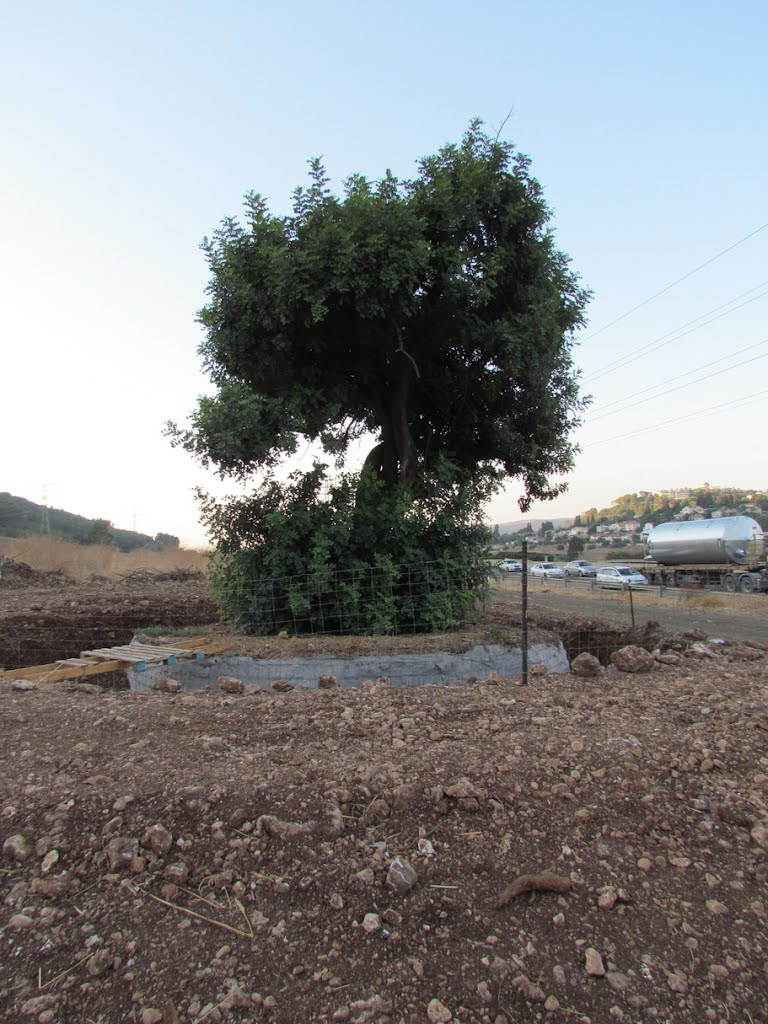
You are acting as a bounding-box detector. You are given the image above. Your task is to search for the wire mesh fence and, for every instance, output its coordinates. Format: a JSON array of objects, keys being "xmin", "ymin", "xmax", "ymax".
[
  {"xmin": 0, "ymin": 552, "xmax": 766, "ymax": 678},
  {"xmin": 213, "ymin": 559, "xmax": 490, "ymax": 638}
]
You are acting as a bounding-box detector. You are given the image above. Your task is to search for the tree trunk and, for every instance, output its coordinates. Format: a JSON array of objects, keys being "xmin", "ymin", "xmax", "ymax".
[{"xmin": 364, "ymin": 363, "xmax": 419, "ymax": 489}]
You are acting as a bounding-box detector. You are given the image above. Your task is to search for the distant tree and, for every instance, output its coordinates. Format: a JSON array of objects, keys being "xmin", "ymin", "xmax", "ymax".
[
  {"xmin": 87, "ymin": 519, "xmax": 115, "ymax": 546},
  {"xmin": 567, "ymin": 536, "xmax": 585, "ymax": 559},
  {"xmin": 154, "ymin": 532, "xmax": 180, "ymax": 550},
  {"xmin": 539, "ymin": 520, "xmax": 554, "ymax": 537}
]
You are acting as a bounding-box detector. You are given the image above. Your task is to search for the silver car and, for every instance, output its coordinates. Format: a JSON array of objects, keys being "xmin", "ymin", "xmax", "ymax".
[
  {"xmin": 564, "ymin": 560, "xmax": 597, "ymax": 577},
  {"xmin": 530, "ymin": 563, "xmax": 565, "ymax": 578},
  {"xmin": 596, "ymin": 565, "xmax": 648, "ymax": 587}
]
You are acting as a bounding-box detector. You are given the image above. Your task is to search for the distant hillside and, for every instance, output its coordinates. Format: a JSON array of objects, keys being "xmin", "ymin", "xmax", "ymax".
[
  {"xmin": 0, "ymin": 492, "xmax": 179, "ymax": 553},
  {"xmin": 493, "ymin": 517, "xmax": 572, "ymax": 535},
  {"xmin": 575, "ymin": 486, "xmax": 767, "ymax": 529}
]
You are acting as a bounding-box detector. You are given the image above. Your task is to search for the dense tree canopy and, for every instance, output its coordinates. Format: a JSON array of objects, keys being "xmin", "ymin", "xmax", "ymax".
[{"xmin": 171, "ymin": 121, "xmax": 590, "ymax": 510}]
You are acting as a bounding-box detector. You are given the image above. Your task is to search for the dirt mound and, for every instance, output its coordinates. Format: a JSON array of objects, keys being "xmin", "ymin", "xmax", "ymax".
[
  {"xmin": 0, "ymin": 579, "xmax": 218, "ymax": 670},
  {"xmin": 0, "ymin": 557, "xmax": 74, "ymax": 589},
  {"xmin": 118, "ymin": 567, "xmax": 207, "ymax": 585}
]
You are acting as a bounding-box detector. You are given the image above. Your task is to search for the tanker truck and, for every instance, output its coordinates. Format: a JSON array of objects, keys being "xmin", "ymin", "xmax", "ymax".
[{"xmin": 643, "ymin": 515, "xmax": 767, "ymax": 593}]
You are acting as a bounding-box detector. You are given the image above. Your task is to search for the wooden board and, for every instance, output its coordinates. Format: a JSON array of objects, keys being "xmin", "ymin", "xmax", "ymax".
[{"xmin": 1, "ymin": 642, "xmax": 232, "ymax": 684}]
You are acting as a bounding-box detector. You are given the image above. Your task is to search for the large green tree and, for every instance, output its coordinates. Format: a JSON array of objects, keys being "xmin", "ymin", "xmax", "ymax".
[
  {"xmin": 172, "ymin": 121, "xmax": 589, "ymax": 507},
  {"xmin": 170, "ymin": 122, "xmax": 590, "ymax": 633}
]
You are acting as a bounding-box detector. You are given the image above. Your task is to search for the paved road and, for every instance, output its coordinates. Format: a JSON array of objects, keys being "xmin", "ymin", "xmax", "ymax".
[{"xmin": 492, "ymin": 577, "xmax": 768, "ymax": 645}]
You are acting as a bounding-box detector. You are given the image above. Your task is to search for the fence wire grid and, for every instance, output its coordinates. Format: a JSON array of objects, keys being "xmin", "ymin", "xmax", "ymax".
[{"xmin": 0, "ymin": 552, "xmax": 766, "ymax": 678}]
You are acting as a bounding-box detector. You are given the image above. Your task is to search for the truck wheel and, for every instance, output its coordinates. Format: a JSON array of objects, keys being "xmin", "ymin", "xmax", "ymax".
[
  {"xmin": 664, "ymin": 572, "xmax": 676, "ymax": 587},
  {"xmin": 739, "ymin": 575, "xmax": 756, "ymax": 594},
  {"xmin": 722, "ymin": 575, "xmax": 737, "ymax": 593}
]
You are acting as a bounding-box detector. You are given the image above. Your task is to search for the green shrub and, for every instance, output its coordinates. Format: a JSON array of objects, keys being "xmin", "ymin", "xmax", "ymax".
[{"xmin": 200, "ymin": 465, "xmax": 491, "ymax": 635}]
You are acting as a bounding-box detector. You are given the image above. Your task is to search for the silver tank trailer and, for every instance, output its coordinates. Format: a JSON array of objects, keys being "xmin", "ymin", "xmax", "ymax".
[{"xmin": 645, "ymin": 516, "xmax": 765, "ymax": 566}]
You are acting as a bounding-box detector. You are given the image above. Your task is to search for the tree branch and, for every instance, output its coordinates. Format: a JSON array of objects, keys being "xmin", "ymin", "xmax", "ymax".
[{"xmin": 395, "ymin": 326, "xmax": 421, "ymax": 379}]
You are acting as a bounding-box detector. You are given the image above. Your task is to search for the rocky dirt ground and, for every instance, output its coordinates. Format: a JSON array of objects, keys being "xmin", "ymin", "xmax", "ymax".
[{"xmin": 1, "ymin": 564, "xmax": 768, "ymax": 1023}]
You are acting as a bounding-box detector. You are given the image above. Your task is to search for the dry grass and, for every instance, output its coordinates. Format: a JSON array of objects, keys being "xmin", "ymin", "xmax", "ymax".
[
  {"xmin": 0, "ymin": 535, "xmax": 210, "ymax": 581},
  {"xmin": 499, "ymin": 578, "xmax": 768, "ymax": 616}
]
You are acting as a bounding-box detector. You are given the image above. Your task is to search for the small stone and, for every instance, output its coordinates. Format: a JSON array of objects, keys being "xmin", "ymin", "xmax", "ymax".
[
  {"xmin": 271, "ymin": 680, "xmax": 294, "ymax": 692},
  {"xmin": 444, "ymin": 777, "xmax": 483, "ymax": 800},
  {"xmin": 666, "ymin": 970, "xmax": 688, "ymax": 993},
  {"xmin": 511, "ymin": 975, "xmax": 546, "ymax": 1003},
  {"xmin": 669, "ymin": 856, "xmax": 691, "ymax": 868},
  {"xmin": 705, "ymin": 899, "xmax": 729, "ymax": 915},
  {"xmin": 3, "ymin": 834, "xmax": 31, "ymax": 862},
  {"xmin": 218, "ymin": 676, "xmax": 245, "ymax": 694},
  {"xmin": 41, "ymin": 849, "xmax": 59, "ymax": 873},
  {"xmin": 317, "ymin": 674, "xmax": 338, "ymax": 689},
  {"xmin": 151, "ymin": 678, "xmax": 181, "ymax": 693},
  {"xmin": 142, "ymin": 823, "xmax": 173, "ymax": 856},
  {"xmin": 606, "ymin": 972, "xmax": 630, "ymax": 992},
  {"xmin": 552, "ymin": 966, "xmax": 567, "ymax": 986},
  {"xmin": 20, "ymin": 995, "xmax": 58, "ymax": 1016},
  {"xmin": 87, "ymin": 950, "xmax": 114, "ymax": 977},
  {"xmin": 362, "ymin": 798, "xmax": 390, "ymax": 822},
  {"xmin": 139, "ymin": 1010, "xmax": 163, "ymax": 1024},
  {"xmin": 751, "ymin": 824, "xmax": 768, "ymax": 848},
  {"xmin": 597, "ymin": 887, "xmax": 618, "ymax": 909},
  {"xmin": 11, "ymin": 679, "xmax": 37, "ymax": 691},
  {"xmin": 164, "ymin": 862, "xmax": 189, "ymax": 885},
  {"xmin": 571, "ymin": 653, "xmax": 602, "ymax": 677},
  {"xmin": 637, "ymin": 858, "xmax": 652, "ymax": 872},
  {"xmin": 585, "ymin": 947, "xmax": 606, "ymax": 976},
  {"xmin": 544, "ymin": 995, "xmax": 560, "ymax": 1011},
  {"xmin": 427, "ymin": 998, "xmax": 452, "ymax": 1022},
  {"xmin": 456, "ymin": 797, "xmax": 481, "ymax": 813},
  {"xmin": 708, "ymin": 964, "xmax": 729, "ymax": 982},
  {"xmin": 105, "ymin": 836, "xmax": 138, "ymax": 871},
  {"xmin": 329, "ymin": 893, "xmax": 344, "ymax": 909},
  {"xmin": 386, "ymin": 856, "xmax": 418, "ymax": 895},
  {"xmin": 362, "ymin": 912, "xmax": 380, "ymax": 933},
  {"xmin": 355, "ymin": 868, "xmax": 375, "ymax": 884},
  {"xmin": 610, "ymin": 645, "xmax": 655, "ymax": 673},
  {"xmin": 8, "ymin": 913, "xmax": 34, "ymax": 929},
  {"xmin": 477, "ymin": 982, "xmax": 493, "ymax": 1004},
  {"xmin": 257, "ymin": 814, "xmax": 309, "ymax": 839}
]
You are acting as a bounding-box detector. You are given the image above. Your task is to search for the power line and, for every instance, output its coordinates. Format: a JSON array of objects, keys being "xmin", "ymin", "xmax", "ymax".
[
  {"xmin": 588, "ymin": 387, "xmax": 768, "ymax": 447},
  {"xmin": 588, "ymin": 338, "xmax": 768, "ymax": 420},
  {"xmin": 580, "ymin": 221, "xmax": 768, "ymax": 343},
  {"xmin": 584, "ymin": 282, "xmax": 768, "ymax": 383}
]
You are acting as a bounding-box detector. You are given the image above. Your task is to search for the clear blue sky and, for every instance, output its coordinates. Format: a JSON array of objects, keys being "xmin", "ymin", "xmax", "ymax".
[{"xmin": 2, "ymin": 0, "xmax": 766, "ymax": 544}]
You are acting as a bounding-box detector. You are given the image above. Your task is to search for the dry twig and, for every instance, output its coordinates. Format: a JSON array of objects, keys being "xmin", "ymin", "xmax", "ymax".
[{"xmin": 143, "ymin": 891, "xmax": 252, "ymax": 938}]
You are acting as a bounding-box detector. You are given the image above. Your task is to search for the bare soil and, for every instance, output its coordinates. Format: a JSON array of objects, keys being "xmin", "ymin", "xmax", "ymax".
[{"xmin": 1, "ymin": 569, "xmax": 768, "ymax": 1023}]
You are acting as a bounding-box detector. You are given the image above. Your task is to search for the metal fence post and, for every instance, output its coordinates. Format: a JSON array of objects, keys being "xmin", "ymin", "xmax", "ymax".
[{"xmin": 521, "ymin": 539, "xmax": 529, "ymax": 686}]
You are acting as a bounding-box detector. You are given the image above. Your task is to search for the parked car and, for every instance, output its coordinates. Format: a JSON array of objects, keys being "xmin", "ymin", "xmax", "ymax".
[
  {"xmin": 498, "ymin": 559, "xmax": 523, "ymax": 573},
  {"xmin": 530, "ymin": 563, "xmax": 564, "ymax": 578},
  {"xmin": 563, "ymin": 559, "xmax": 598, "ymax": 577},
  {"xmin": 596, "ymin": 565, "xmax": 648, "ymax": 587}
]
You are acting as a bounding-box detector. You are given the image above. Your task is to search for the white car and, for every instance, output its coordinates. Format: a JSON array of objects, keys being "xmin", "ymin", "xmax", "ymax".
[
  {"xmin": 498, "ymin": 559, "xmax": 523, "ymax": 573},
  {"xmin": 596, "ymin": 565, "xmax": 648, "ymax": 587},
  {"xmin": 530, "ymin": 563, "xmax": 564, "ymax": 578}
]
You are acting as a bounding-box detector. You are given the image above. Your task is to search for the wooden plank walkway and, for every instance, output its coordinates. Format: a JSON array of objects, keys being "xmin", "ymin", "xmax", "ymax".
[{"xmin": 2, "ymin": 637, "xmax": 232, "ymax": 683}]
